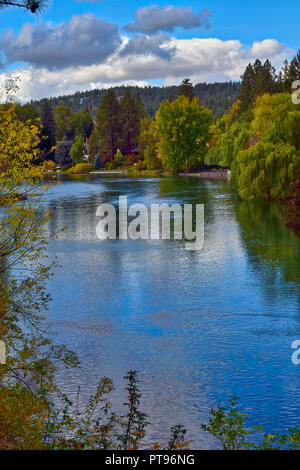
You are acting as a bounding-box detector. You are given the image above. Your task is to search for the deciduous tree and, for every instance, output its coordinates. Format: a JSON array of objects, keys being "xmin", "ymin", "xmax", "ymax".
[
  {"xmin": 70, "ymin": 135, "xmax": 85, "ymax": 165},
  {"xmin": 155, "ymin": 95, "xmax": 212, "ymax": 174}
]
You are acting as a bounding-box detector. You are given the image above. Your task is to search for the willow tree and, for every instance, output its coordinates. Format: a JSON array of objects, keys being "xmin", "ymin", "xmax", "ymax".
[
  {"xmin": 231, "ymin": 93, "xmax": 300, "ymax": 199},
  {"xmin": 155, "ymin": 95, "xmax": 212, "ymax": 174}
]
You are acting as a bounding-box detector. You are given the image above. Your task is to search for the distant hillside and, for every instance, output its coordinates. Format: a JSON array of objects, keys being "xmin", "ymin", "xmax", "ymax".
[{"xmin": 31, "ymin": 82, "xmax": 241, "ymax": 118}]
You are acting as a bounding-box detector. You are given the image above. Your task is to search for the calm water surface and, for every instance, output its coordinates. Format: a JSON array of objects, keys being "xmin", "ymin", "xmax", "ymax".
[{"xmin": 43, "ymin": 174, "xmax": 300, "ymax": 448}]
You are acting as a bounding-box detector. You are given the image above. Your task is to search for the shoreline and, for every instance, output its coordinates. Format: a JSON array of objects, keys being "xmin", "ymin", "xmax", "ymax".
[
  {"xmin": 62, "ymin": 169, "xmax": 230, "ymax": 179},
  {"xmin": 179, "ymin": 170, "xmax": 229, "ymax": 180}
]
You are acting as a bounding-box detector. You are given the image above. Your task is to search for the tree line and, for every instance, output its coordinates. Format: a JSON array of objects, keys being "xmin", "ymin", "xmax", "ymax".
[{"xmin": 31, "ymin": 82, "xmax": 241, "ymax": 120}]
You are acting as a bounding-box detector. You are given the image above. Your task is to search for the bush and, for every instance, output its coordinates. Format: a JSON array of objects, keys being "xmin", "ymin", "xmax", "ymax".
[
  {"xmin": 126, "ymin": 153, "xmax": 140, "ymax": 166},
  {"xmin": 135, "ymin": 160, "xmax": 147, "ymax": 171},
  {"xmin": 202, "ymin": 395, "xmax": 300, "ymax": 450},
  {"xmin": 105, "ymin": 161, "xmax": 117, "ymax": 170},
  {"xmin": 44, "ymin": 160, "xmax": 57, "ymax": 171},
  {"xmin": 67, "ymin": 163, "xmax": 93, "ymax": 175},
  {"xmin": 126, "ymin": 167, "xmax": 162, "ymax": 178}
]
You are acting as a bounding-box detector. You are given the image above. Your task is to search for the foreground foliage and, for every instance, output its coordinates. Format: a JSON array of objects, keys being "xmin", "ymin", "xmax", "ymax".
[
  {"xmin": 202, "ymin": 396, "xmax": 300, "ymax": 450},
  {"xmin": 0, "ymin": 103, "xmax": 79, "ymax": 449}
]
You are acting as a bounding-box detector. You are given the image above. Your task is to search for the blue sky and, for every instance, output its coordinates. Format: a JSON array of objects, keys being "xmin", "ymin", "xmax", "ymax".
[{"xmin": 0, "ymin": 0, "xmax": 298, "ymax": 101}]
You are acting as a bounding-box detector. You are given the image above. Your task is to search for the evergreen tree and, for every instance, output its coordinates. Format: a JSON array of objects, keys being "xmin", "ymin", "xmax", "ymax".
[
  {"xmin": 120, "ymin": 90, "xmax": 139, "ymax": 155},
  {"xmin": 94, "ymin": 89, "xmax": 120, "ymax": 161},
  {"xmin": 239, "ymin": 59, "xmax": 277, "ymax": 111},
  {"xmin": 135, "ymin": 92, "xmax": 147, "ymax": 122},
  {"xmin": 289, "ymin": 49, "xmax": 300, "ymax": 84},
  {"xmin": 239, "ymin": 63, "xmax": 255, "ymax": 111},
  {"xmin": 78, "ymin": 107, "xmax": 94, "ymax": 140},
  {"xmin": 40, "ymin": 99, "xmax": 56, "ymax": 161},
  {"xmin": 178, "ymin": 78, "xmax": 195, "ymax": 100},
  {"xmin": 254, "ymin": 59, "xmax": 277, "ymax": 95}
]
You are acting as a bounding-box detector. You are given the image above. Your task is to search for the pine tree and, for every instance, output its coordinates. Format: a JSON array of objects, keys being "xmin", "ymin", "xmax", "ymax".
[
  {"xmin": 255, "ymin": 59, "xmax": 277, "ymax": 95},
  {"xmin": 239, "ymin": 63, "xmax": 255, "ymax": 111},
  {"xmin": 239, "ymin": 59, "xmax": 277, "ymax": 111},
  {"xmin": 178, "ymin": 78, "xmax": 195, "ymax": 100},
  {"xmin": 280, "ymin": 60, "xmax": 290, "ymax": 92},
  {"xmin": 135, "ymin": 92, "xmax": 147, "ymax": 122},
  {"xmin": 40, "ymin": 99, "xmax": 56, "ymax": 161},
  {"xmin": 94, "ymin": 89, "xmax": 121, "ymax": 161},
  {"xmin": 120, "ymin": 91, "xmax": 139, "ymax": 155},
  {"xmin": 289, "ymin": 49, "xmax": 300, "ymax": 84}
]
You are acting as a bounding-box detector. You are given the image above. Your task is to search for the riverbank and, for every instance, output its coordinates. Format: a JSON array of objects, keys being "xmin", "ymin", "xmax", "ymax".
[
  {"xmin": 92, "ymin": 170, "xmax": 126, "ymax": 175},
  {"xmin": 179, "ymin": 170, "xmax": 229, "ymax": 179},
  {"xmin": 285, "ymin": 175, "xmax": 300, "ymax": 237},
  {"xmin": 90, "ymin": 169, "xmax": 229, "ymax": 179}
]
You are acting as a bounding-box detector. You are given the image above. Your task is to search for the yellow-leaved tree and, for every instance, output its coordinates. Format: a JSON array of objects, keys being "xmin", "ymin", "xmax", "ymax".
[
  {"xmin": 0, "ymin": 98, "xmax": 78, "ymax": 449},
  {"xmin": 155, "ymin": 96, "xmax": 212, "ymax": 174}
]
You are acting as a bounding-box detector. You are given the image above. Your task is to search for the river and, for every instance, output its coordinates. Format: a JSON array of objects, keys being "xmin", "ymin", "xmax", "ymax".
[{"xmin": 42, "ymin": 174, "xmax": 300, "ymax": 448}]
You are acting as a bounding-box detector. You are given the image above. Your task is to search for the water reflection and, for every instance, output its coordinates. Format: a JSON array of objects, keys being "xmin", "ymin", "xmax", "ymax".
[{"xmin": 43, "ymin": 174, "xmax": 300, "ymax": 449}]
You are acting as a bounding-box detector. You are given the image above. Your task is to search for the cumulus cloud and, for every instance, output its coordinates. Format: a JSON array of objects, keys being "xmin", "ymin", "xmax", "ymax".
[
  {"xmin": 0, "ymin": 14, "xmax": 121, "ymax": 69},
  {"xmin": 124, "ymin": 5, "xmax": 211, "ymax": 34},
  {"xmin": 5, "ymin": 36, "xmax": 291, "ymax": 103},
  {"xmin": 119, "ymin": 33, "xmax": 176, "ymax": 60}
]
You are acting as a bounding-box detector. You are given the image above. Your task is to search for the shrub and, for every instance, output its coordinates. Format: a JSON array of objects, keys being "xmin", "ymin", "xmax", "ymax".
[
  {"xmin": 126, "ymin": 154, "xmax": 140, "ymax": 166},
  {"xmin": 105, "ymin": 161, "xmax": 117, "ymax": 170},
  {"xmin": 44, "ymin": 160, "xmax": 57, "ymax": 171},
  {"xmin": 114, "ymin": 149, "xmax": 124, "ymax": 164},
  {"xmin": 201, "ymin": 395, "xmax": 300, "ymax": 450},
  {"xmin": 67, "ymin": 163, "xmax": 93, "ymax": 175}
]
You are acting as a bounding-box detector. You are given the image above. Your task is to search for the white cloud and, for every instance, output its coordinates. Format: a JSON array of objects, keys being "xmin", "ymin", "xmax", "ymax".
[
  {"xmin": 4, "ymin": 37, "xmax": 292, "ymax": 102},
  {"xmin": 124, "ymin": 5, "xmax": 211, "ymax": 34},
  {"xmin": 0, "ymin": 14, "xmax": 121, "ymax": 69}
]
